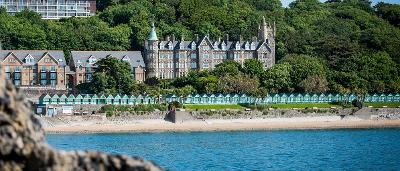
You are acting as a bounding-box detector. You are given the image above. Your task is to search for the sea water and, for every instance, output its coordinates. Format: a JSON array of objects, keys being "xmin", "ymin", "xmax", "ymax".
[{"xmin": 47, "ymin": 129, "xmax": 400, "ymax": 170}]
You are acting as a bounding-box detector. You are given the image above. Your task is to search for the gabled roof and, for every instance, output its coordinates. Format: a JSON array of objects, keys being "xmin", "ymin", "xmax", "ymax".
[
  {"xmin": 0, "ymin": 50, "xmax": 66, "ymax": 66},
  {"xmin": 71, "ymin": 51, "xmax": 145, "ymax": 68}
]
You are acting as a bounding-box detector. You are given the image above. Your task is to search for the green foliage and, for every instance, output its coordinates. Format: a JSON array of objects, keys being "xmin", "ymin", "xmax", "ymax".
[{"xmin": 78, "ymin": 56, "xmax": 136, "ymax": 94}]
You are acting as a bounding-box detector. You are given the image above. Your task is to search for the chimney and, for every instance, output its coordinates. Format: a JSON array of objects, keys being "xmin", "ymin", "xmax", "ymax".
[
  {"xmin": 195, "ymin": 34, "xmax": 199, "ymax": 42},
  {"xmin": 224, "ymin": 34, "xmax": 229, "ymax": 43},
  {"xmin": 172, "ymin": 34, "xmax": 175, "ymax": 42},
  {"xmin": 252, "ymin": 36, "xmax": 257, "ymax": 42},
  {"xmin": 165, "ymin": 35, "xmax": 170, "ymax": 41},
  {"xmin": 239, "ymin": 35, "xmax": 243, "ymax": 42},
  {"xmin": 181, "ymin": 35, "xmax": 184, "ymax": 41},
  {"xmin": 218, "ymin": 37, "xmax": 221, "ymax": 42}
]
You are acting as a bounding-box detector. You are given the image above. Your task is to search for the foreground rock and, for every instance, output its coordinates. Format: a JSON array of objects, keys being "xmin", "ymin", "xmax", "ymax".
[{"xmin": 0, "ymin": 71, "xmax": 163, "ymax": 171}]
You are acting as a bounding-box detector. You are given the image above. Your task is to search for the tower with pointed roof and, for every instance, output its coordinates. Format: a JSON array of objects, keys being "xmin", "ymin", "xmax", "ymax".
[{"xmin": 144, "ymin": 23, "xmax": 159, "ymax": 78}]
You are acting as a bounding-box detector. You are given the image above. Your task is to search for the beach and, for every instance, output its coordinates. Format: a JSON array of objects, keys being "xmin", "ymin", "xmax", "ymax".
[{"xmin": 43, "ymin": 117, "xmax": 400, "ymax": 133}]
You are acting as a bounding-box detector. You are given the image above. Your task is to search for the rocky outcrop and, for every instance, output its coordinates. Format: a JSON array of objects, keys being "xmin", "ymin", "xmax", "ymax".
[{"xmin": 0, "ymin": 71, "xmax": 163, "ymax": 171}]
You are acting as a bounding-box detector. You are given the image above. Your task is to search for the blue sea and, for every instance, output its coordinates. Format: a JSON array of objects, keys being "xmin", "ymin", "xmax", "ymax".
[{"xmin": 47, "ymin": 129, "xmax": 400, "ymax": 170}]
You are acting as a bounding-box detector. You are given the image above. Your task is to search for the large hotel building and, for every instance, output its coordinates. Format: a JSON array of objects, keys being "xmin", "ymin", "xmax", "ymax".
[
  {"xmin": 0, "ymin": 0, "xmax": 95, "ymax": 19},
  {"xmin": 144, "ymin": 17, "xmax": 276, "ymax": 79}
]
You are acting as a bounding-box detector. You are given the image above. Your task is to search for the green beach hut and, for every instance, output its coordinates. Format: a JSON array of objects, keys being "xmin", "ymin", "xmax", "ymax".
[
  {"xmin": 58, "ymin": 94, "xmax": 67, "ymax": 105},
  {"xmin": 39, "ymin": 94, "xmax": 51, "ymax": 105},
  {"xmin": 75, "ymin": 94, "xmax": 83, "ymax": 104},
  {"xmin": 394, "ymin": 93, "xmax": 400, "ymax": 102},
  {"xmin": 98, "ymin": 95, "xmax": 106, "ymax": 104},
  {"xmin": 114, "ymin": 95, "xmax": 122, "ymax": 105},
  {"xmin": 184, "ymin": 94, "xmax": 193, "ymax": 104},
  {"xmin": 82, "ymin": 94, "xmax": 91, "ymax": 104},
  {"xmin": 105, "ymin": 95, "xmax": 113, "ymax": 104},
  {"xmin": 379, "ymin": 94, "xmax": 386, "ymax": 102},
  {"xmin": 128, "ymin": 95, "xmax": 136, "ymax": 105},
  {"xmin": 371, "ymin": 94, "xmax": 378, "ymax": 102},
  {"xmin": 121, "ymin": 95, "xmax": 129, "ymax": 104},
  {"xmin": 90, "ymin": 94, "xmax": 98, "ymax": 104},
  {"xmin": 50, "ymin": 94, "xmax": 59, "ymax": 104},
  {"xmin": 66, "ymin": 94, "xmax": 75, "ymax": 104},
  {"xmin": 318, "ymin": 94, "xmax": 326, "ymax": 103},
  {"xmin": 209, "ymin": 94, "xmax": 216, "ymax": 104}
]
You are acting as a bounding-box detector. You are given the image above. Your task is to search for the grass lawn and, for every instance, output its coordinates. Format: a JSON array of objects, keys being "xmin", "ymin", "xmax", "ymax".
[
  {"xmin": 364, "ymin": 102, "xmax": 400, "ymax": 108},
  {"xmin": 269, "ymin": 103, "xmax": 341, "ymax": 109},
  {"xmin": 183, "ymin": 104, "xmax": 244, "ymax": 110}
]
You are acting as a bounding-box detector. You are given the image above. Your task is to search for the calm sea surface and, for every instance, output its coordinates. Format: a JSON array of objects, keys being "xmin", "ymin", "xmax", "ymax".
[{"xmin": 47, "ymin": 129, "xmax": 400, "ymax": 170}]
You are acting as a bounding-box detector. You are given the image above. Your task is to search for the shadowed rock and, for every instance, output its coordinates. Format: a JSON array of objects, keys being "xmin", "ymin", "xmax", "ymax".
[{"xmin": 0, "ymin": 71, "xmax": 163, "ymax": 171}]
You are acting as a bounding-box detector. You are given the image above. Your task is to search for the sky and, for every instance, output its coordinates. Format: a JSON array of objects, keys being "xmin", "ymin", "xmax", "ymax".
[{"xmin": 281, "ymin": 0, "xmax": 400, "ymax": 7}]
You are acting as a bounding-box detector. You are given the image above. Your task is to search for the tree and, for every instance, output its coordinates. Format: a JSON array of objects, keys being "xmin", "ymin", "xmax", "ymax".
[
  {"xmin": 212, "ymin": 61, "xmax": 242, "ymax": 77},
  {"xmin": 243, "ymin": 59, "xmax": 264, "ymax": 78},
  {"xmin": 217, "ymin": 74, "xmax": 259, "ymax": 94},
  {"xmin": 84, "ymin": 56, "xmax": 136, "ymax": 94},
  {"xmin": 375, "ymin": 2, "xmax": 400, "ymax": 27},
  {"xmin": 298, "ymin": 75, "xmax": 329, "ymax": 93},
  {"xmin": 261, "ymin": 63, "xmax": 293, "ymax": 93}
]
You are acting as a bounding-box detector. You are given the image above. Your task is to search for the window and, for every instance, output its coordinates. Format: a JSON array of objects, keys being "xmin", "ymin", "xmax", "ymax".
[
  {"xmin": 50, "ymin": 80, "xmax": 57, "ymax": 86},
  {"xmin": 88, "ymin": 57, "xmax": 97, "ymax": 64},
  {"xmin": 203, "ymin": 46, "xmax": 209, "ymax": 51},
  {"xmin": 236, "ymin": 43, "xmax": 240, "ymax": 50},
  {"xmin": 14, "ymin": 73, "xmax": 20, "ymax": 79},
  {"xmin": 203, "ymin": 62, "xmax": 209, "ymax": 68},
  {"xmin": 191, "ymin": 54, "xmax": 197, "ymax": 59},
  {"xmin": 222, "ymin": 44, "xmax": 226, "ymax": 50},
  {"xmin": 40, "ymin": 80, "xmax": 47, "ymax": 85},
  {"xmin": 214, "ymin": 54, "xmax": 219, "ymax": 59},
  {"xmin": 50, "ymin": 66, "xmax": 56, "ymax": 72},
  {"xmin": 41, "ymin": 66, "xmax": 46, "ymax": 72},
  {"xmin": 86, "ymin": 74, "xmax": 91, "ymax": 81},
  {"xmin": 15, "ymin": 66, "xmax": 20, "ymax": 72},
  {"xmin": 31, "ymin": 80, "xmax": 36, "ymax": 85},
  {"xmin": 191, "ymin": 62, "xmax": 197, "ymax": 69},
  {"xmin": 33, "ymin": 73, "xmax": 37, "ymax": 78},
  {"xmin": 85, "ymin": 67, "xmax": 91, "ymax": 72},
  {"xmin": 44, "ymin": 58, "xmax": 51, "ymax": 63},
  {"xmin": 14, "ymin": 80, "xmax": 20, "ymax": 86},
  {"xmin": 191, "ymin": 43, "xmax": 196, "ymax": 50},
  {"xmin": 203, "ymin": 54, "xmax": 209, "ymax": 59},
  {"xmin": 160, "ymin": 63, "xmax": 164, "ymax": 68},
  {"xmin": 33, "ymin": 65, "xmax": 37, "ymax": 70},
  {"xmin": 41, "ymin": 73, "xmax": 47, "ymax": 79},
  {"xmin": 5, "ymin": 73, "xmax": 10, "ymax": 80},
  {"xmin": 8, "ymin": 58, "xmax": 16, "ymax": 63},
  {"xmin": 50, "ymin": 73, "xmax": 57, "ymax": 79},
  {"xmin": 5, "ymin": 66, "xmax": 10, "ymax": 72}
]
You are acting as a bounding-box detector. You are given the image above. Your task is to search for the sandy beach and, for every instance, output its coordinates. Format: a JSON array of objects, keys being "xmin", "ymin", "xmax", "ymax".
[{"xmin": 43, "ymin": 117, "xmax": 400, "ymax": 133}]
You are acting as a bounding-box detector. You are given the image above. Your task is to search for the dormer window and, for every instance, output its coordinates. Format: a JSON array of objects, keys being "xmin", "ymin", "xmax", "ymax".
[
  {"xmin": 122, "ymin": 56, "xmax": 130, "ymax": 62},
  {"xmin": 235, "ymin": 43, "xmax": 240, "ymax": 50},
  {"xmin": 245, "ymin": 43, "xmax": 250, "ymax": 50},
  {"xmin": 179, "ymin": 42, "xmax": 184, "ymax": 49},
  {"xmin": 88, "ymin": 56, "xmax": 96, "ymax": 64},
  {"xmin": 191, "ymin": 42, "xmax": 196, "ymax": 50},
  {"xmin": 251, "ymin": 43, "xmax": 255, "ymax": 50},
  {"xmin": 168, "ymin": 43, "xmax": 173, "ymax": 50},
  {"xmin": 25, "ymin": 55, "xmax": 34, "ymax": 64},
  {"xmin": 77, "ymin": 60, "xmax": 82, "ymax": 64},
  {"xmin": 159, "ymin": 42, "xmax": 164, "ymax": 49},
  {"xmin": 221, "ymin": 44, "xmax": 226, "ymax": 50}
]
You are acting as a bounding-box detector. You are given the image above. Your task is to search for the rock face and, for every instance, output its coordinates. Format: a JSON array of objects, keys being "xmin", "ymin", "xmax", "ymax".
[{"xmin": 0, "ymin": 71, "xmax": 163, "ymax": 171}]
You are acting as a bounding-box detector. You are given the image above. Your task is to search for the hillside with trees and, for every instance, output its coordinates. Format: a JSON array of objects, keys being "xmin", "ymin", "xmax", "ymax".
[{"xmin": 0, "ymin": 0, "xmax": 399, "ymax": 94}]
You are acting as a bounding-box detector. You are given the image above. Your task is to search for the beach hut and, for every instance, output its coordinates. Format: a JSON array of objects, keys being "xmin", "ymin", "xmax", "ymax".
[
  {"xmin": 303, "ymin": 94, "xmax": 310, "ymax": 103},
  {"xmin": 199, "ymin": 94, "xmax": 208, "ymax": 104},
  {"xmin": 348, "ymin": 94, "xmax": 356, "ymax": 102},
  {"xmin": 293, "ymin": 94, "xmax": 301, "ymax": 103},
  {"xmin": 39, "ymin": 94, "xmax": 51, "ymax": 105},
  {"xmin": 394, "ymin": 94, "xmax": 400, "ymax": 102},
  {"xmin": 192, "ymin": 94, "xmax": 200, "ymax": 104},
  {"xmin": 333, "ymin": 94, "xmax": 341, "ymax": 102},
  {"xmin": 50, "ymin": 94, "xmax": 59, "ymax": 104},
  {"xmin": 280, "ymin": 94, "xmax": 288, "ymax": 103},
  {"xmin": 371, "ymin": 94, "xmax": 378, "ymax": 102},
  {"xmin": 288, "ymin": 94, "xmax": 295, "ymax": 103},
  {"xmin": 326, "ymin": 94, "xmax": 333, "ymax": 103},
  {"xmin": 121, "ymin": 95, "xmax": 129, "ymax": 104},
  {"xmin": 128, "ymin": 95, "xmax": 136, "ymax": 105},
  {"xmin": 231, "ymin": 94, "xmax": 239, "ymax": 104},
  {"xmin": 58, "ymin": 94, "xmax": 67, "ymax": 105},
  {"xmin": 166, "ymin": 94, "xmax": 177, "ymax": 103},
  {"xmin": 66, "ymin": 94, "xmax": 75, "ymax": 104},
  {"xmin": 319, "ymin": 94, "xmax": 326, "ymax": 103},
  {"xmin": 239, "ymin": 94, "xmax": 249, "ymax": 103},
  {"xmin": 82, "ymin": 94, "xmax": 91, "ymax": 104},
  {"xmin": 97, "ymin": 95, "xmax": 106, "ymax": 104},
  {"xmin": 105, "ymin": 95, "xmax": 113, "ymax": 104},
  {"xmin": 114, "ymin": 95, "xmax": 122, "ymax": 105},
  {"xmin": 74, "ymin": 94, "xmax": 83, "ymax": 104},
  {"xmin": 310, "ymin": 94, "xmax": 318, "ymax": 103},
  {"xmin": 379, "ymin": 94, "xmax": 386, "ymax": 102},
  {"xmin": 183, "ymin": 94, "xmax": 192, "ymax": 104},
  {"xmin": 136, "ymin": 95, "xmax": 144, "ymax": 104},
  {"xmin": 364, "ymin": 94, "xmax": 372, "ymax": 102},
  {"xmin": 90, "ymin": 94, "xmax": 98, "ymax": 104},
  {"xmin": 144, "ymin": 95, "xmax": 154, "ymax": 104},
  {"xmin": 209, "ymin": 94, "xmax": 216, "ymax": 104}
]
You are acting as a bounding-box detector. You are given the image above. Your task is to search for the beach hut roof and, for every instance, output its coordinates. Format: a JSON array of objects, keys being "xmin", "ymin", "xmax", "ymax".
[
  {"xmin": 187, "ymin": 94, "xmax": 193, "ymax": 97},
  {"xmin": 210, "ymin": 94, "xmax": 216, "ymax": 97},
  {"xmin": 114, "ymin": 94, "xmax": 121, "ymax": 99},
  {"xmin": 91, "ymin": 94, "xmax": 99, "ymax": 99},
  {"xmin": 201, "ymin": 94, "xmax": 208, "ymax": 97},
  {"xmin": 122, "ymin": 94, "xmax": 129, "ymax": 99},
  {"xmin": 319, "ymin": 93, "xmax": 325, "ymax": 97},
  {"xmin": 240, "ymin": 94, "xmax": 247, "ymax": 97},
  {"xmin": 232, "ymin": 94, "xmax": 239, "ymax": 97},
  {"xmin": 41, "ymin": 94, "xmax": 51, "ymax": 99},
  {"xmin": 68, "ymin": 94, "xmax": 75, "ymax": 99},
  {"xmin": 60, "ymin": 94, "xmax": 67, "ymax": 98},
  {"xmin": 388, "ymin": 93, "xmax": 393, "ymax": 96},
  {"xmin": 296, "ymin": 94, "xmax": 303, "ymax": 97},
  {"xmin": 225, "ymin": 94, "xmax": 231, "ymax": 97},
  {"xmin": 75, "ymin": 94, "xmax": 83, "ymax": 99},
  {"xmin": 327, "ymin": 93, "xmax": 333, "ymax": 97},
  {"xmin": 216, "ymin": 94, "xmax": 224, "ymax": 97},
  {"xmin": 106, "ymin": 95, "xmax": 114, "ymax": 99},
  {"xmin": 137, "ymin": 94, "xmax": 143, "ymax": 98},
  {"xmin": 51, "ymin": 94, "xmax": 59, "ymax": 99},
  {"xmin": 312, "ymin": 94, "xmax": 318, "ymax": 97},
  {"xmin": 304, "ymin": 93, "xmax": 310, "ymax": 97},
  {"xmin": 379, "ymin": 94, "xmax": 386, "ymax": 97},
  {"xmin": 83, "ymin": 94, "xmax": 91, "ymax": 99},
  {"xmin": 99, "ymin": 94, "xmax": 106, "ymax": 99},
  {"xmin": 129, "ymin": 95, "xmax": 136, "ymax": 99},
  {"xmin": 280, "ymin": 93, "xmax": 288, "ymax": 97},
  {"xmin": 372, "ymin": 93, "xmax": 378, "ymax": 97},
  {"xmin": 194, "ymin": 94, "xmax": 201, "ymax": 97},
  {"xmin": 395, "ymin": 93, "xmax": 400, "ymax": 97},
  {"xmin": 166, "ymin": 94, "xmax": 176, "ymax": 98},
  {"xmin": 289, "ymin": 94, "xmax": 295, "ymax": 97},
  {"xmin": 273, "ymin": 94, "xmax": 279, "ymax": 97}
]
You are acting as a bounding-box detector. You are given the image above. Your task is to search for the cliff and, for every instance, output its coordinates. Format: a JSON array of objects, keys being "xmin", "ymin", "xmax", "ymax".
[{"xmin": 0, "ymin": 71, "xmax": 163, "ymax": 171}]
